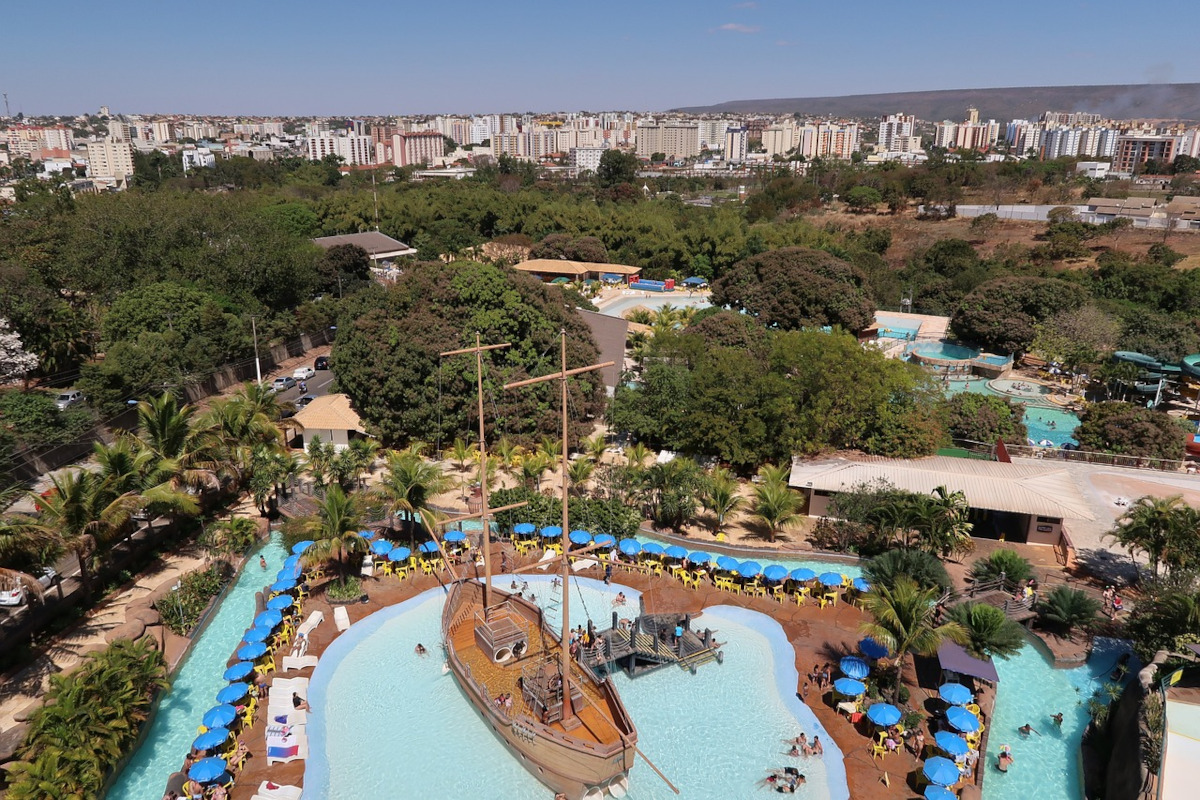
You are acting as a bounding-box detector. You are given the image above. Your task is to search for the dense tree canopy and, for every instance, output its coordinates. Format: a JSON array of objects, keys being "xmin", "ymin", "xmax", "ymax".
[
  {"xmin": 331, "ymin": 261, "xmax": 603, "ymax": 447},
  {"xmin": 711, "ymin": 247, "xmax": 875, "ymax": 332},
  {"xmin": 1073, "ymin": 402, "xmax": 1188, "ymax": 460},
  {"xmin": 950, "ymin": 276, "xmax": 1088, "ymax": 354},
  {"xmin": 940, "ymin": 392, "xmax": 1028, "ymax": 445}
]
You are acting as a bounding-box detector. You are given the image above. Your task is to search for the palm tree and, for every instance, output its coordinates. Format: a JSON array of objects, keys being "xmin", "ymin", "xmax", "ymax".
[
  {"xmin": 968, "ymin": 548, "xmax": 1034, "ymax": 586},
  {"xmin": 445, "ymin": 437, "xmax": 476, "ymax": 474},
  {"xmin": 538, "ymin": 436, "xmax": 562, "ymax": 463},
  {"xmin": 301, "ymin": 485, "xmax": 367, "ymax": 585},
  {"xmin": 756, "ymin": 463, "xmax": 790, "ymax": 486},
  {"xmin": 699, "ymin": 467, "xmax": 743, "ymax": 534},
  {"xmin": 946, "ymin": 602, "xmax": 1026, "ymax": 659},
  {"xmin": 860, "ymin": 577, "xmax": 969, "ymax": 702},
  {"xmin": 1108, "ymin": 495, "xmax": 1191, "ymax": 577},
  {"xmin": 373, "ymin": 450, "xmax": 452, "ymax": 540},
  {"xmin": 92, "ymin": 439, "xmax": 199, "ymax": 526},
  {"xmin": 643, "ymin": 458, "xmax": 704, "ymax": 531},
  {"xmin": 625, "ymin": 442, "xmax": 652, "ymax": 468},
  {"xmin": 863, "ymin": 548, "xmax": 952, "ymax": 593},
  {"xmin": 305, "ymin": 436, "xmax": 337, "ymax": 488},
  {"xmin": 626, "ymin": 308, "xmax": 654, "ymax": 326},
  {"xmin": 911, "ymin": 486, "xmax": 974, "ymax": 559},
  {"xmin": 207, "ymin": 517, "xmax": 259, "ymax": 556},
  {"xmin": 1037, "ymin": 587, "xmax": 1101, "ymax": 638},
  {"xmin": 583, "ymin": 434, "xmax": 608, "ymax": 464},
  {"xmin": 518, "ymin": 452, "xmax": 552, "ymax": 492},
  {"xmin": 198, "ymin": 394, "xmax": 284, "ymax": 486},
  {"xmin": 493, "ymin": 436, "xmax": 520, "ymax": 475},
  {"xmin": 751, "ymin": 481, "xmax": 801, "ymax": 542},
  {"xmin": 135, "ymin": 393, "xmax": 218, "ymax": 491},
  {"xmin": 567, "ymin": 458, "xmax": 595, "ymax": 497}
]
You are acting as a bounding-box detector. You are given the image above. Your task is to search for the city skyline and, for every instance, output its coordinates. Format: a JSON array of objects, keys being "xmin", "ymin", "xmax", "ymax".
[{"xmin": 2, "ymin": 0, "xmax": 1198, "ymax": 116}]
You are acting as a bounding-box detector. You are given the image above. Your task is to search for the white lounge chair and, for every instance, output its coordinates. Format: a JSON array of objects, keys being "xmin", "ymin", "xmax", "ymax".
[
  {"xmin": 264, "ymin": 726, "xmax": 308, "ymax": 765},
  {"xmin": 254, "ymin": 781, "xmax": 303, "ymax": 800},
  {"xmin": 281, "ymin": 654, "xmax": 319, "ymax": 672},
  {"xmin": 334, "ymin": 605, "xmax": 350, "ymax": 631},
  {"xmin": 535, "ymin": 551, "xmax": 557, "ymax": 571},
  {"xmin": 571, "ymin": 558, "xmax": 597, "ymax": 572},
  {"xmin": 296, "ymin": 610, "xmax": 324, "ymax": 638}
]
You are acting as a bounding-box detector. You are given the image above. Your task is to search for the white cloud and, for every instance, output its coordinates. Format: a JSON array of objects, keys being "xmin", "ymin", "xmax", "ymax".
[{"xmin": 715, "ymin": 22, "xmax": 761, "ymax": 34}]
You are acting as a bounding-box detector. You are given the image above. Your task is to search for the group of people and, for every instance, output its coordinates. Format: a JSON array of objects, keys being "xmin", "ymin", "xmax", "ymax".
[
  {"xmin": 1102, "ymin": 585, "xmax": 1125, "ymax": 620},
  {"xmin": 1012, "ymin": 578, "xmax": 1039, "ymax": 608},
  {"xmin": 783, "ymin": 732, "xmax": 824, "ymax": 758},
  {"xmin": 492, "ymin": 692, "xmax": 514, "ymax": 711},
  {"xmin": 806, "ymin": 663, "xmax": 833, "ymax": 690},
  {"xmin": 760, "ymin": 767, "xmax": 806, "ymax": 794}
]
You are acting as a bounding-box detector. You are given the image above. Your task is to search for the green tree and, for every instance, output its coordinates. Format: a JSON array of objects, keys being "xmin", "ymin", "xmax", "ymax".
[
  {"xmin": 300, "ymin": 485, "xmax": 367, "ymax": 585},
  {"xmin": 968, "ymin": 548, "xmax": 1034, "ymax": 586},
  {"xmin": 643, "ymin": 457, "xmax": 704, "ymax": 531},
  {"xmin": 859, "ymin": 577, "xmax": 968, "ymax": 702},
  {"xmin": 863, "ymin": 547, "xmax": 953, "ymax": 593},
  {"xmin": 1037, "ymin": 586, "xmax": 1101, "ymax": 636},
  {"xmin": 946, "ymin": 601, "xmax": 1026, "ymax": 659},
  {"xmin": 1074, "ymin": 403, "xmax": 1189, "ymax": 461},
  {"xmin": 940, "ymin": 392, "xmax": 1027, "ymax": 445},
  {"xmin": 372, "ymin": 449, "xmax": 452, "ymax": 540},
  {"xmin": 699, "ymin": 467, "xmax": 744, "ymax": 533},
  {"xmin": 845, "ymin": 185, "xmax": 883, "ymax": 212},
  {"xmin": 596, "ymin": 150, "xmax": 639, "ymax": 188},
  {"xmin": 950, "ymin": 276, "xmax": 1089, "ymax": 354},
  {"xmin": 1107, "ymin": 495, "xmax": 1200, "ymax": 577},
  {"xmin": 751, "ymin": 480, "xmax": 802, "ymax": 543}
]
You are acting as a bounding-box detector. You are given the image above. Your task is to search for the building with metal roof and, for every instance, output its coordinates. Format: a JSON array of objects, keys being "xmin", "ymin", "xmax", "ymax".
[
  {"xmin": 512, "ymin": 259, "xmax": 641, "ymax": 282},
  {"xmin": 312, "ymin": 231, "xmax": 417, "ymax": 261},
  {"xmin": 788, "ymin": 455, "xmax": 1094, "ymax": 547}
]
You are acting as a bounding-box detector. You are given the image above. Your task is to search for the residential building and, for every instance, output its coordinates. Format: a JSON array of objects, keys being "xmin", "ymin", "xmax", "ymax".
[
  {"xmin": 390, "ymin": 131, "xmax": 445, "ymax": 166},
  {"xmin": 569, "ymin": 146, "xmax": 607, "ymax": 175},
  {"xmin": 723, "ymin": 128, "xmax": 748, "ymax": 163},
  {"xmin": 877, "ymin": 114, "xmax": 915, "ymax": 153},
  {"xmin": 1112, "ymin": 134, "xmax": 1178, "ymax": 174},
  {"xmin": 635, "ymin": 122, "xmax": 700, "ymax": 160},
  {"xmin": 181, "ymin": 148, "xmax": 216, "ymax": 171},
  {"xmin": 306, "ymin": 133, "xmax": 374, "ymax": 165},
  {"xmin": 698, "ymin": 119, "xmax": 729, "ymax": 150},
  {"xmin": 86, "ymin": 136, "xmax": 135, "ymax": 181},
  {"xmin": 151, "ymin": 121, "xmax": 174, "ymax": 142}
]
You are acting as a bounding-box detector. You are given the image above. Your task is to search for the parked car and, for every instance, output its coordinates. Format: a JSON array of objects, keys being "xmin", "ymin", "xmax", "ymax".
[
  {"xmin": 314, "ymin": 356, "xmax": 330, "ymax": 370},
  {"xmin": 270, "ymin": 376, "xmax": 296, "ymax": 393},
  {"xmin": 293, "ymin": 366, "xmax": 316, "ymax": 380},
  {"xmin": 54, "ymin": 390, "xmax": 84, "ymax": 410},
  {"xmin": 0, "ymin": 567, "xmax": 57, "ymax": 606},
  {"xmin": 295, "ymin": 394, "xmax": 317, "ymax": 409}
]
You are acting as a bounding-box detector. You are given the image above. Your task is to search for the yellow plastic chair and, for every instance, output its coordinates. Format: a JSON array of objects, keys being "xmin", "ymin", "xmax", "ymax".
[
  {"xmin": 381, "ymin": 561, "xmax": 394, "ymax": 576},
  {"xmin": 818, "ymin": 594, "xmax": 833, "ymax": 609},
  {"xmin": 421, "ymin": 561, "xmax": 434, "ymax": 575},
  {"xmin": 966, "ymin": 703, "xmax": 981, "ymax": 717},
  {"xmin": 715, "ymin": 532, "xmax": 727, "ymax": 542},
  {"xmin": 693, "ymin": 569, "xmax": 707, "ymax": 584},
  {"xmin": 825, "ymin": 591, "xmax": 839, "ymax": 606},
  {"xmin": 871, "ymin": 743, "xmax": 888, "ymax": 760},
  {"xmin": 793, "ymin": 591, "xmax": 806, "ymax": 607},
  {"xmin": 772, "ymin": 585, "xmax": 787, "ymax": 603}
]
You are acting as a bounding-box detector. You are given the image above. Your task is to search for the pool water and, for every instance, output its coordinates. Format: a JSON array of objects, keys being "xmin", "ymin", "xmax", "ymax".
[
  {"xmin": 306, "ymin": 576, "xmax": 850, "ymax": 800},
  {"xmin": 982, "ymin": 637, "xmax": 1132, "ymax": 800},
  {"xmin": 943, "ymin": 380, "xmax": 1080, "ymax": 448},
  {"xmin": 910, "ymin": 342, "xmax": 980, "ymax": 360},
  {"xmin": 107, "ymin": 536, "xmax": 288, "ymax": 800},
  {"xmin": 598, "ymin": 294, "xmax": 712, "ymax": 319}
]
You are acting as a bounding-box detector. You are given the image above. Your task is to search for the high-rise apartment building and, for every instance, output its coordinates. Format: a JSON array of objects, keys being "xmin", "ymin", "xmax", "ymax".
[
  {"xmin": 1112, "ymin": 135, "xmax": 1178, "ymax": 174},
  {"xmin": 724, "ymin": 128, "xmax": 748, "ymax": 162},
  {"xmin": 635, "ymin": 123, "xmax": 700, "ymax": 160},
  {"xmin": 389, "ymin": 131, "xmax": 445, "ymax": 166},
  {"xmin": 151, "ymin": 121, "xmax": 174, "ymax": 142},
  {"xmin": 698, "ymin": 119, "xmax": 730, "ymax": 150},
  {"xmin": 569, "ymin": 146, "xmax": 607, "ymax": 175},
  {"xmin": 86, "ymin": 136, "xmax": 135, "ymax": 181},
  {"xmin": 877, "ymin": 114, "xmax": 915, "ymax": 153},
  {"xmin": 306, "ymin": 133, "xmax": 374, "ymax": 165}
]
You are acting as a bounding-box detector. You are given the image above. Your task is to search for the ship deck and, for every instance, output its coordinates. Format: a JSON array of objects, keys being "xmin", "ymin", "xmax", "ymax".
[{"xmin": 449, "ymin": 605, "xmax": 624, "ymax": 747}]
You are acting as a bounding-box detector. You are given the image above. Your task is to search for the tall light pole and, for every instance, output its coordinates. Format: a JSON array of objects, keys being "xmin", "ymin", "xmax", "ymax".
[{"xmin": 250, "ymin": 315, "xmax": 262, "ymax": 385}]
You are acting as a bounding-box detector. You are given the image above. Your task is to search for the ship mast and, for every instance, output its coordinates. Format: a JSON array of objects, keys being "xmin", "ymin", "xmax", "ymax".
[
  {"xmin": 505, "ymin": 329, "xmax": 613, "ymax": 726},
  {"xmin": 440, "ymin": 333, "xmax": 510, "ymax": 608}
]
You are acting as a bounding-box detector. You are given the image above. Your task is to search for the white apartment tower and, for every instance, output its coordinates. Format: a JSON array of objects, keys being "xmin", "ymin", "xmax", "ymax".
[
  {"xmin": 306, "ymin": 133, "xmax": 374, "ymax": 165},
  {"xmin": 724, "ymin": 128, "xmax": 748, "ymax": 162},
  {"xmin": 878, "ymin": 114, "xmax": 915, "ymax": 153},
  {"xmin": 86, "ymin": 136, "xmax": 135, "ymax": 181}
]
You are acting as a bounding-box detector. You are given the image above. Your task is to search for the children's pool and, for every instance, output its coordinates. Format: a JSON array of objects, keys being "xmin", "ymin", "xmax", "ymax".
[
  {"xmin": 305, "ymin": 576, "xmax": 850, "ymax": 800},
  {"xmin": 107, "ymin": 536, "xmax": 288, "ymax": 800},
  {"xmin": 982, "ymin": 637, "xmax": 1132, "ymax": 800}
]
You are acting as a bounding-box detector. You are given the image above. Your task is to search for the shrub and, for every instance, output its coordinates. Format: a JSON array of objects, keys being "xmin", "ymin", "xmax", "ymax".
[
  {"xmin": 154, "ymin": 562, "xmax": 232, "ymax": 635},
  {"xmin": 1038, "ymin": 586, "xmax": 1102, "ymax": 635},
  {"xmin": 864, "ymin": 548, "xmax": 952, "ymax": 593},
  {"xmin": 326, "ymin": 575, "xmax": 363, "ymax": 602},
  {"xmin": 968, "ymin": 549, "xmax": 1033, "ymax": 586},
  {"xmin": 946, "ymin": 601, "xmax": 1026, "ymax": 659}
]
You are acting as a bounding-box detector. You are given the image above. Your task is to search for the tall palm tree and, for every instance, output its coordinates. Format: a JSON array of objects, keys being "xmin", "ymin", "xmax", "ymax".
[
  {"xmin": 583, "ymin": 434, "xmax": 608, "ymax": 464},
  {"xmin": 304, "ymin": 436, "xmax": 336, "ymax": 488},
  {"xmin": 493, "ymin": 436, "xmax": 520, "ymax": 475},
  {"xmin": 911, "ymin": 486, "xmax": 974, "ymax": 560},
  {"xmin": 860, "ymin": 577, "xmax": 968, "ymax": 702},
  {"xmin": 1108, "ymin": 495, "xmax": 1188, "ymax": 577},
  {"xmin": 92, "ymin": 438, "xmax": 199, "ymax": 531},
  {"xmin": 135, "ymin": 393, "xmax": 218, "ymax": 491},
  {"xmin": 518, "ymin": 452, "xmax": 552, "ymax": 492},
  {"xmin": 700, "ymin": 467, "xmax": 743, "ymax": 534},
  {"xmin": 625, "ymin": 442, "xmax": 652, "ymax": 468},
  {"xmin": 373, "ymin": 450, "xmax": 452, "ymax": 540},
  {"xmin": 756, "ymin": 463, "xmax": 790, "ymax": 486},
  {"xmin": 752, "ymin": 481, "xmax": 802, "ymax": 542},
  {"xmin": 945, "ymin": 602, "xmax": 1025, "ymax": 659},
  {"xmin": 567, "ymin": 458, "xmax": 595, "ymax": 497},
  {"xmin": 538, "ymin": 436, "xmax": 562, "ymax": 463},
  {"xmin": 300, "ymin": 485, "xmax": 367, "ymax": 584},
  {"xmin": 198, "ymin": 394, "xmax": 285, "ymax": 486},
  {"xmin": 445, "ymin": 437, "xmax": 476, "ymax": 474}
]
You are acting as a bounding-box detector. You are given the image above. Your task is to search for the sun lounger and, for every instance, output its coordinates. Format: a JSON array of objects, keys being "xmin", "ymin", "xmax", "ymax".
[
  {"xmin": 254, "ymin": 781, "xmax": 303, "ymax": 800},
  {"xmin": 571, "ymin": 558, "xmax": 597, "ymax": 572},
  {"xmin": 265, "ymin": 707, "xmax": 308, "ymax": 726},
  {"xmin": 281, "ymin": 654, "xmax": 319, "ymax": 672},
  {"xmin": 334, "ymin": 605, "xmax": 350, "ymax": 631},
  {"xmin": 296, "ymin": 610, "xmax": 324, "ymax": 638},
  {"xmin": 265, "ymin": 722, "xmax": 308, "ymax": 765},
  {"xmin": 535, "ymin": 551, "xmax": 557, "ymax": 571}
]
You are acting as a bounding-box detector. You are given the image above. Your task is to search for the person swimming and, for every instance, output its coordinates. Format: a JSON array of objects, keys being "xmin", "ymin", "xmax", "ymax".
[
  {"xmin": 997, "ymin": 745, "xmax": 1015, "ymax": 772},
  {"xmin": 1018, "ymin": 723, "xmax": 1039, "ymax": 737}
]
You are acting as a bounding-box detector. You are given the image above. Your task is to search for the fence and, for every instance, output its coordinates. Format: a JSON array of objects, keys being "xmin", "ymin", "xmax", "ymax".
[{"xmin": 950, "ymin": 438, "xmax": 1191, "ymax": 474}]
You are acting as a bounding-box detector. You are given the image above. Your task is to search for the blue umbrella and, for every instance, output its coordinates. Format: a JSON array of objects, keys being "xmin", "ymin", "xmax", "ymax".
[
  {"xmin": 939, "ymin": 683, "xmax": 973, "ymax": 706},
  {"xmin": 202, "ymin": 704, "xmax": 237, "ymax": 728},
  {"xmin": 924, "ymin": 786, "xmax": 958, "ymax": 800},
  {"xmin": 664, "ymin": 545, "xmax": 688, "ymax": 559},
  {"xmin": 359, "ymin": 529, "xmax": 376, "ymax": 540},
  {"xmin": 540, "ymin": 525, "xmax": 563, "ymax": 539},
  {"xmin": 389, "ymin": 547, "xmax": 412, "ymax": 562},
  {"xmin": 277, "ymin": 563, "xmax": 302, "ymax": 581},
  {"xmin": 418, "ymin": 541, "xmax": 440, "ymax": 554},
  {"xmin": 923, "ymin": 756, "xmax": 961, "ymax": 787},
  {"xmin": 291, "ymin": 540, "xmax": 314, "ymax": 555},
  {"xmin": 619, "ymin": 539, "xmax": 641, "ymax": 556},
  {"xmin": 935, "ymin": 731, "xmax": 970, "ymax": 757},
  {"xmin": 242, "ymin": 626, "xmax": 272, "ymax": 643},
  {"xmin": 716, "ymin": 555, "xmax": 740, "ymax": 571},
  {"xmin": 254, "ymin": 610, "xmax": 283, "ymax": 629},
  {"xmin": 513, "ymin": 523, "xmax": 536, "ymax": 536},
  {"xmin": 222, "ymin": 661, "xmax": 255, "ymax": 681},
  {"xmin": 266, "ymin": 594, "xmax": 294, "ymax": 611},
  {"xmin": 840, "ymin": 656, "xmax": 870, "ymax": 680},
  {"xmin": 236, "ymin": 642, "xmax": 267, "ymax": 660},
  {"xmin": 859, "ymin": 637, "xmax": 889, "ymax": 659},
  {"xmin": 594, "ymin": 534, "xmax": 616, "ymax": 547},
  {"xmin": 738, "ymin": 561, "xmax": 762, "ymax": 578},
  {"xmin": 762, "ymin": 564, "xmax": 788, "ymax": 582},
  {"xmin": 819, "ymin": 571, "xmax": 845, "ymax": 587},
  {"xmin": 569, "ymin": 530, "xmax": 592, "ymax": 545},
  {"xmin": 790, "ymin": 567, "xmax": 817, "ymax": 582},
  {"xmin": 370, "ymin": 539, "xmax": 394, "ymax": 556},
  {"xmin": 216, "ymin": 683, "xmax": 249, "ymax": 704},
  {"xmin": 193, "ymin": 727, "xmax": 231, "ymax": 752},
  {"xmin": 687, "ymin": 551, "xmax": 712, "ymax": 564},
  {"xmin": 946, "ymin": 705, "xmax": 981, "ymax": 733},
  {"xmin": 865, "ymin": 703, "xmax": 901, "ymax": 726},
  {"xmin": 833, "ymin": 677, "xmax": 866, "ymax": 696},
  {"xmin": 642, "ymin": 542, "xmax": 665, "ymax": 556},
  {"xmin": 444, "ymin": 530, "xmax": 467, "ymax": 543},
  {"xmin": 852, "ymin": 578, "xmax": 871, "ymax": 592},
  {"xmin": 188, "ymin": 757, "xmax": 229, "ymax": 784},
  {"xmin": 282, "ymin": 554, "xmax": 300, "ymax": 569},
  {"xmin": 269, "ymin": 578, "xmax": 296, "ymax": 593}
]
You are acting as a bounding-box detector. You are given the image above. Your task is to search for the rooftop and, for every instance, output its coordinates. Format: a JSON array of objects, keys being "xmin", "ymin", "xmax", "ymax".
[
  {"xmin": 513, "ymin": 259, "xmax": 641, "ymax": 278},
  {"xmin": 312, "ymin": 231, "xmax": 417, "ymax": 259},
  {"xmin": 291, "ymin": 393, "xmax": 367, "ymax": 435}
]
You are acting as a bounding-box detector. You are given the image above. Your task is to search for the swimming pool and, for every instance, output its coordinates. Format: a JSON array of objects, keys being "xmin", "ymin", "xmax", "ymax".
[
  {"xmin": 942, "ymin": 380, "xmax": 1080, "ymax": 447},
  {"xmin": 305, "ymin": 576, "xmax": 850, "ymax": 800},
  {"xmin": 598, "ymin": 294, "xmax": 712, "ymax": 319},
  {"xmin": 983, "ymin": 637, "xmax": 1132, "ymax": 800},
  {"xmin": 910, "ymin": 341, "xmax": 980, "ymax": 361},
  {"xmin": 108, "ymin": 536, "xmax": 288, "ymax": 799}
]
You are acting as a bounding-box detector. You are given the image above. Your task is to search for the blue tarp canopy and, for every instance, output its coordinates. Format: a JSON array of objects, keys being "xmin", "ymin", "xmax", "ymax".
[
  {"xmin": 934, "ymin": 731, "xmax": 969, "ymax": 757},
  {"xmin": 938, "ymin": 682, "xmax": 973, "ymax": 706},
  {"xmin": 540, "ymin": 526, "xmax": 563, "ymax": 539},
  {"xmin": 594, "ymin": 534, "xmax": 616, "ymax": 547},
  {"xmin": 664, "ymin": 545, "xmax": 688, "ymax": 559},
  {"xmin": 840, "ymin": 656, "xmax": 869, "ymax": 680},
  {"xmin": 642, "ymin": 542, "xmax": 665, "ymax": 556},
  {"xmin": 216, "ymin": 683, "xmax": 249, "ymax": 704},
  {"xmin": 618, "ymin": 538, "xmax": 641, "ymax": 556},
  {"xmin": 254, "ymin": 610, "xmax": 282, "ymax": 629},
  {"xmin": 444, "ymin": 530, "xmax": 467, "ymax": 542},
  {"xmin": 716, "ymin": 555, "xmax": 740, "ymax": 571},
  {"xmin": 418, "ymin": 541, "xmax": 440, "ymax": 554},
  {"xmin": 833, "ymin": 678, "xmax": 865, "ymax": 696},
  {"xmin": 291, "ymin": 540, "xmax": 315, "ymax": 555},
  {"xmin": 236, "ymin": 642, "xmax": 267, "ymax": 660},
  {"xmin": 790, "ymin": 568, "xmax": 817, "ymax": 582},
  {"xmin": 819, "ymin": 572, "xmax": 844, "ymax": 587},
  {"xmin": 946, "ymin": 705, "xmax": 981, "ymax": 733},
  {"xmin": 282, "ymin": 555, "xmax": 300, "ymax": 569},
  {"xmin": 859, "ymin": 637, "xmax": 889, "ymax": 659},
  {"xmin": 223, "ymin": 661, "xmax": 255, "ymax": 682},
  {"xmin": 762, "ymin": 565, "xmax": 788, "ymax": 582},
  {"xmin": 865, "ymin": 703, "xmax": 901, "ymax": 726},
  {"xmin": 202, "ymin": 704, "xmax": 237, "ymax": 729},
  {"xmin": 923, "ymin": 757, "xmax": 960, "ymax": 787},
  {"xmin": 569, "ymin": 530, "xmax": 592, "ymax": 545},
  {"xmin": 687, "ymin": 551, "xmax": 712, "ymax": 564},
  {"xmin": 266, "ymin": 595, "xmax": 294, "ymax": 611},
  {"xmin": 188, "ymin": 757, "xmax": 229, "ymax": 784},
  {"xmin": 513, "ymin": 523, "xmax": 536, "ymax": 535},
  {"xmin": 389, "ymin": 547, "xmax": 411, "ymax": 562},
  {"xmin": 277, "ymin": 563, "xmax": 302, "ymax": 581},
  {"xmin": 738, "ymin": 561, "xmax": 762, "ymax": 578},
  {"xmin": 370, "ymin": 540, "xmax": 393, "ymax": 555},
  {"xmin": 681, "ymin": 277, "xmax": 708, "ymax": 286},
  {"xmin": 193, "ymin": 727, "xmax": 230, "ymax": 752}
]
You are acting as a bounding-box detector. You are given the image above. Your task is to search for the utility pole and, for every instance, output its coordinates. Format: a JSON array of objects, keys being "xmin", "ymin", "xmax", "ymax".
[
  {"xmin": 2, "ymin": 93, "xmax": 9, "ymax": 118},
  {"xmin": 250, "ymin": 315, "xmax": 262, "ymax": 385}
]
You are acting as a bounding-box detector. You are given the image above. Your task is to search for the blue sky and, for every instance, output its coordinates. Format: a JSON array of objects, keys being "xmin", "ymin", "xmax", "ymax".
[{"xmin": 1, "ymin": 0, "xmax": 1196, "ymax": 116}]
